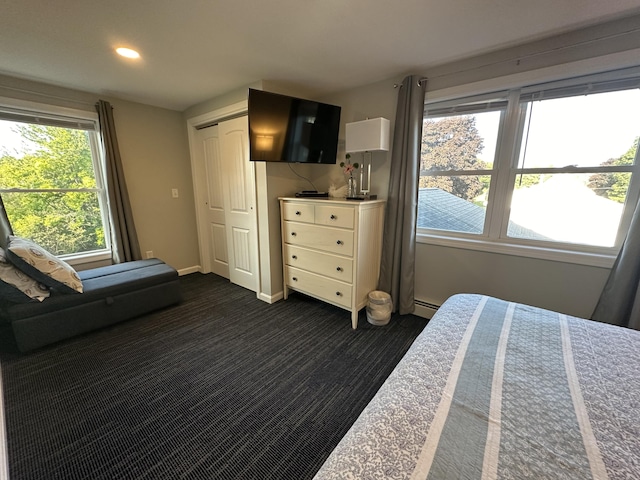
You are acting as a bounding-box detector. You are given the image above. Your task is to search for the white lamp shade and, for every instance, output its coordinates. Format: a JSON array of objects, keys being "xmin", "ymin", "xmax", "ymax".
[{"xmin": 345, "ymin": 117, "xmax": 390, "ymax": 153}]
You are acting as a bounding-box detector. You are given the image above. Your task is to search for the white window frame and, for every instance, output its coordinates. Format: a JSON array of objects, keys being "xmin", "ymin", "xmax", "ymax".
[
  {"xmin": 0, "ymin": 97, "xmax": 112, "ymax": 265},
  {"xmin": 417, "ymin": 69, "xmax": 640, "ymax": 268}
]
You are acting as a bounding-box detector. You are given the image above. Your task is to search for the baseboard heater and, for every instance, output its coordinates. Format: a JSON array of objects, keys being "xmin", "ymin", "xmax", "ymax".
[{"xmin": 414, "ymin": 299, "xmax": 440, "ymax": 319}]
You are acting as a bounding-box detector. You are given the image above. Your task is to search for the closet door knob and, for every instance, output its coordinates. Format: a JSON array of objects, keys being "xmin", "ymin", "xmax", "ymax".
[{"xmin": 336, "ymin": 240, "xmax": 343, "ymax": 245}]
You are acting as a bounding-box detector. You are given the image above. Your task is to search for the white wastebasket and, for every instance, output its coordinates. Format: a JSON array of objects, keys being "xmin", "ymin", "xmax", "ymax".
[{"xmin": 366, "ymin": 291, "xmax": 392, "ymax": 326}]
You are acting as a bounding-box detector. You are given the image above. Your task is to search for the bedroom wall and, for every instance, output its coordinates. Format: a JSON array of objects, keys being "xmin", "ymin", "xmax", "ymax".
[
  {"xmin": 6, "ymin": 12, "xmax": 633, "ymax": 311},
  {"xmin": 316, "ymin": 14, "xmax": 640, "ymax": 319},
  {"xmin": 0, "ymin": 74, "xmax": 200, "ymax": 273},
  {"xmin": 109, "ymin": 99, "xmax": 199, "ymax": 273},
  {"xmin": 181, "ymin": 12, "xmax": 640, "ymax": 316},
  {"xmin": 313, "ymin": 78, "xmax": 400, "ymax": 199}
]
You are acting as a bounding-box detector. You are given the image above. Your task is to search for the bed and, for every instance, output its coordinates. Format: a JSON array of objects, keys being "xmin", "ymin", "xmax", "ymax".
[{"xmin": 313, "ymin": 294, "xmax": 640, "ymax": 479}]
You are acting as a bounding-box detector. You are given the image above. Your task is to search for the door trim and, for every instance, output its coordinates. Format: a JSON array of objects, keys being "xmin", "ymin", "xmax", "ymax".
[{"xmin": 186, "ymin": 100, "xmax": 247, "ymax": 277}]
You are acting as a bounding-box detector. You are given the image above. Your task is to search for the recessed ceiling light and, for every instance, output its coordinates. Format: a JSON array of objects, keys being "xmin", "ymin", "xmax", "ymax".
[{"xmin": 115, "ymin": 47, "xmax": 140, "ymax": 59}]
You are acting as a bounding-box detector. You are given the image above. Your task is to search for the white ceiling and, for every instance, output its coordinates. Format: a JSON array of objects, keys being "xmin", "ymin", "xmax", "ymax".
[{"xmin": 2, "ymin": 0, "xmax": 640, "ymax": 111}]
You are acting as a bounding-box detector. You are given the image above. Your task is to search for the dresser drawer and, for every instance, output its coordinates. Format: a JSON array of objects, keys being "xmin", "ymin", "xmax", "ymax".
[
  {"xmin": 314, "ymin": 205, "xmax": 354, "ymax": 229},
  {"xmin": 286, "ymin": 266, "xmax": 352, "ymax": 308},
  {"xmin": 284, "ymin": 244, "xmax": 354, "ymax": 282},
  {"xmin": 283, "ymin": 222, "xmax": 354, "ymax": 256},
  {"xmin": 282, "ymin": 202, "xmax": 315, "ymax": 223}
]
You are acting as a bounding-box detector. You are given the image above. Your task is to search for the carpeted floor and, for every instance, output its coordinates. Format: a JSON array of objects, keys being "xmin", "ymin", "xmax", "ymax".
[{"xmin": 0, "ymin": 273, "xmax": 428, "ymax": 480}]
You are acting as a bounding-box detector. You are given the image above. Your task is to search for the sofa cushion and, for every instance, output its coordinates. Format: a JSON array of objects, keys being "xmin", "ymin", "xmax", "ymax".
[
  {"xmin": 78, "ymin": 258, "xmax": 167, "ymax": 281},
  {"xmin": 6, "ymin": 236, "xmax": 83, "ymax": 294},
  {"xmin": 0, "ymin": 247, "xmax": 50, "ymax": 303}
]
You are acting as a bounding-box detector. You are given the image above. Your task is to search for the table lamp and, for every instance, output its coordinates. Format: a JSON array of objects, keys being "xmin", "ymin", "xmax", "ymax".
[{"xmin": 345, "ymin": 117, "xmax": 390, "ymax": 199}]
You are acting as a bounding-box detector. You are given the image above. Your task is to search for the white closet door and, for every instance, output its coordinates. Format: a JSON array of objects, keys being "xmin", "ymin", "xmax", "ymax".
[
  {"xmin": 195, "ymin": 125, "xmax": 229, "ymax": 278},
  {"xmin": 218, "ymin": 116, "xmax": 260, "ymax": 292}
]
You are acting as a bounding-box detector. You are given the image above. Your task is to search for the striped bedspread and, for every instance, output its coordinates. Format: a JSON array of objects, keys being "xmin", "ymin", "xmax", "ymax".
[{"xmin": 313, "ymin": 294, "xmax": 640, "ymax": 479}]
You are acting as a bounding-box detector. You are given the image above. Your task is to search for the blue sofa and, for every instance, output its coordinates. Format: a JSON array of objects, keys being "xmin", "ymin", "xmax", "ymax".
[{"xmin": 0, "ymin": 199, "xmax": 182, "ymax": 352}]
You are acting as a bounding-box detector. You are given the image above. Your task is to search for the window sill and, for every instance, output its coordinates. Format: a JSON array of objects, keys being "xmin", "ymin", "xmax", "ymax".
[
  {"xmin": 416, "ymin": 233, "xmax": 616, "ymax": 269},
  {"xmin": 60, "ymin": 249, "xmax": 112, "ymax": 268}
]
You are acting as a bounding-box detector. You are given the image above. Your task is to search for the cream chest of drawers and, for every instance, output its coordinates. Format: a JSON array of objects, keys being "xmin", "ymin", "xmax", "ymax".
[{"xmin": 279, "ymin": 197, "xmax": 385, "ymax": 328}]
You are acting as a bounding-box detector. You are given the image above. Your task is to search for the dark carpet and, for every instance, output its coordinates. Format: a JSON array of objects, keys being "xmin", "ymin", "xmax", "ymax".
[{"xmin": 0, "ymin": 273, "xmax": 428, "ymax": 480}]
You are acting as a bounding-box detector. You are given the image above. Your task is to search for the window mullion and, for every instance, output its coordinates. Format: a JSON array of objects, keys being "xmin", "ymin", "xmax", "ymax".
[{"xmin": 485, "ymin": 91, "xmax": 524, "ymax": 240}]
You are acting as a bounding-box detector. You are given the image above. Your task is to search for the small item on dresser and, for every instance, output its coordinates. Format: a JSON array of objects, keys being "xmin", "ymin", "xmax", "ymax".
[
  {"xmin": 295, "ymin": 191, "xmax": 329, "ymax": 197},
  {"xmin": 346, "ymin": 175, "xmax": 357, "ymax": 197},
  {"xmin": 346, "ymin": 194, "xmax": 378, "ymax": 201},
  {"xmin": 329, "ymin": 184, "xmax": 348, "ymax": 198}
]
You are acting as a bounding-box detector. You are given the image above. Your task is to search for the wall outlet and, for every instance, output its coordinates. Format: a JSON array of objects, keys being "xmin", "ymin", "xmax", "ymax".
[
  {"xmin": 145, "ymin": 250, "xmax": 154, "ymax": 259},
  {"xmin": 172, "ymin": 188, "xmax": 179, "ymax": 198}
]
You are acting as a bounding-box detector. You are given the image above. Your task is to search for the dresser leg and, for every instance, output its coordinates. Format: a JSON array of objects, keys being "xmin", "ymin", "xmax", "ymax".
[{"xmin": 351, "ymin": 310, "xmax": 358, "ymax": 329}]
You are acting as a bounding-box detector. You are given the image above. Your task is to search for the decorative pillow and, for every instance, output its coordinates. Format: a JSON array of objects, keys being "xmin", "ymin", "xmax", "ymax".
[
  {"xmin": 0, "ymin": 247, "xmax": 50, "ymax": 302},
  {"xmin": 6, "ymin": 236, "xmax": 83, "ymax": 294}
]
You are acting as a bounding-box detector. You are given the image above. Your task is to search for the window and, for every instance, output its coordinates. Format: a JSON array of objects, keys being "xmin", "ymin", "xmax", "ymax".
[
  {"xmin": 419, "ymin": 95, "xmax": 505, "ymax": 235},
  {"xmin": 418, "ymin": 71, "xmax": 640, "ymax": 266},
  {"xmin": 0, "ymin": 102, "xmax": 110, "ymax": 261}
]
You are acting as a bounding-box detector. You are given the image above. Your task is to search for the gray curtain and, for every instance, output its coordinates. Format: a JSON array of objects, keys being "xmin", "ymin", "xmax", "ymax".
[
  {"xmin": 377, "ymin": 75, "xmax": 427, "ymax": 314},
  {"xmin": 592, "ymin": 195, "xmax": 640, "ymax": 330},
  {"xmin": 96, "ymin": 100, "xmax": 141, "ymax": 263}
]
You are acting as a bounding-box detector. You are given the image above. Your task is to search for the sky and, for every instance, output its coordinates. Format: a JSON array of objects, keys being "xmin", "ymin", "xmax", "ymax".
[
  {"xmin": 0, "ymin": 120, "xmax": 34, "ymax": 157},
  {"xmin": 474, "ymin": 88, "xmax": 640, "ymax": 168},
  {"xmin": 459, "ymin": 89, "xmax": 640, "ymax": 247}
]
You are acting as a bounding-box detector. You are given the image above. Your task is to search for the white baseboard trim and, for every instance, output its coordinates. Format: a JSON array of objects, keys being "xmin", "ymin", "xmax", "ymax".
[
  {"xmin": 414, "ymin": 300, "xmax": 440, "ymax": 319},
  {"xmin": 178, "ymin": 265, "xmax": 202, "ymax": 276},
  {"xmin": 257, "ymin": 290, "xmax": 284, "ymax": 304}
]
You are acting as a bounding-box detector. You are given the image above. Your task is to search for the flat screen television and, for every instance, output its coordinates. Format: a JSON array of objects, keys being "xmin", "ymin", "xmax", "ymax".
[{"xmin": 248, "ymin": 89, "xmax": 341, "ymax": 163}]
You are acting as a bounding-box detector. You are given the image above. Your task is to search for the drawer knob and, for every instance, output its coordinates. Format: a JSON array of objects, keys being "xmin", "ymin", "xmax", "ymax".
[
  {"xmin": 336, "ymin": 266, "xmax": 343, "ymax": 272},
  {"xmin": 336, "ymin": 291, "xmax": 342, "ymax": 296},
  {"xmin": 292, "ymin": 277, "xmax": 298, "ymax": 281},
  {"xmin": 291, "ymin": 232, "xmax": 297, "ymax": 236},
  {"xmin": 295, "ymin": 211, "xmax": 301, "ymax": 215},
  {"xmin": 336, "ymin": 240, "xmax": 343, "ymax": 245},
  {"xmin": 330, "ymin": 214, "xmax": 336, "ymax": 220},
  {"xmin": 292, "ymin": 255, "xmax": 297, "ymax": 260}
]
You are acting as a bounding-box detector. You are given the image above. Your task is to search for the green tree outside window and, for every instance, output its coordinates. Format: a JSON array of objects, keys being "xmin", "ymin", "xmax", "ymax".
[{"xmin": 0, "ymin": 123, "xmax": 106, "ymax": 255}]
